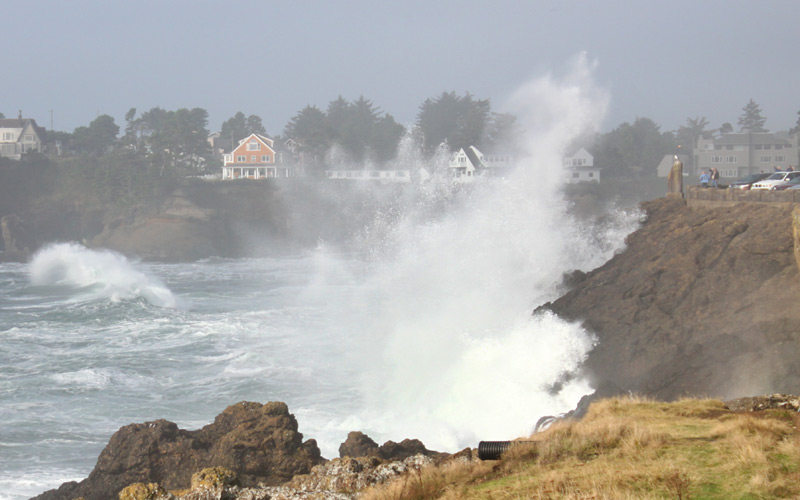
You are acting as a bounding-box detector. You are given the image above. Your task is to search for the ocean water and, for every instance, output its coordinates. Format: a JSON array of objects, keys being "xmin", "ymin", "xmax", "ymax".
[{"xmin": 0, "ymin": 55, "xmax": 642, "ymax": 499}]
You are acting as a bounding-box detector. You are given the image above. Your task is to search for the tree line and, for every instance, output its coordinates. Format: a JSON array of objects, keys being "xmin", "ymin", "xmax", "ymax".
[{"xmin": 4, "ymin": 96, "xmax": 795, "ymax": 183}]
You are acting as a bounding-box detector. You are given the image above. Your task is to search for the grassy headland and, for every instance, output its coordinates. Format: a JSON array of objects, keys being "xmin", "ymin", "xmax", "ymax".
[{"xmin": 361, "ymin": 396, "xmax": 800, "ymax": 500}]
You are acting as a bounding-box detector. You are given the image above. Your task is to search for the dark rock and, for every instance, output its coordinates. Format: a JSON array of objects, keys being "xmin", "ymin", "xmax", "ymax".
[
  {"xmin": 31, "ymin": 401, "xmax": 324, "ymax": 500},
  {"xmin": 338, "ymin": 431, "xmax": 379, "ymax": 458},
  {"xmin": 0, "ymin": 214, "xmax": 34, "ymax": 261},
  {"xmin": 546, "ymin": 197, "xmax": 800, "ymax": 401},
  {"xmin": 377, "ymin": 438, "xmax": 445, "ymax": 461}
]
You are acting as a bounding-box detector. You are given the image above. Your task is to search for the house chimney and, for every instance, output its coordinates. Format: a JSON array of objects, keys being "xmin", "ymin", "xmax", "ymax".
[{"xmin": 18, "ymin": 110, "xmax": 22, "ymax": 120}]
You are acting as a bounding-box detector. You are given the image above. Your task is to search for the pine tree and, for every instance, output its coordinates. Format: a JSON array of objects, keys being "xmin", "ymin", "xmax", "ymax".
[{"xmin": 737, "ymin": 99, "xmax": 768, "ymax": 133}]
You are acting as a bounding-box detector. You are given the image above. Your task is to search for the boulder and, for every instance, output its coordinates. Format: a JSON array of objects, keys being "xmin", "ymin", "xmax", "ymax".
[
  {"xmin": 338, "ymin": 431, "xmax": 379, "ymax": 458},
  {"xmin": 31, "ymin": 402, "xmax": 324, "ymax": 500}
]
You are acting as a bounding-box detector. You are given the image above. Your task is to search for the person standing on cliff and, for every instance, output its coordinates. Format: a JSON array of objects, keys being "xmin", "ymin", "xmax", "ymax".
[
  {"xmin": 700, "ymin": 170, "xmax": 710, "ymax": 188},
  {"xmin": 711, "ymin": 168, "xmax": 720, "ymax": 188}
]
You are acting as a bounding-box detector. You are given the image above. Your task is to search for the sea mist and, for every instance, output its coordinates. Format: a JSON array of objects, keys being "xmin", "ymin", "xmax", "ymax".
[{"xmin": 303, "ymin": 54, "xmax": 633, "ymax": 452}]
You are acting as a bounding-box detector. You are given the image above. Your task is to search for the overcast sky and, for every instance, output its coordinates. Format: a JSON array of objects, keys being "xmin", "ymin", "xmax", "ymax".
[{"xmin": 5, "ymin": 0, "xmax": 799, "ymax": 136}]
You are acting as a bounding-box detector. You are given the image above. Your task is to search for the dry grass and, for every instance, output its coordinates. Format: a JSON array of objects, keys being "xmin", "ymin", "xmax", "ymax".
[{"xmin": 359, "ymin": 396, "xmax": 800, "ymax": 500}]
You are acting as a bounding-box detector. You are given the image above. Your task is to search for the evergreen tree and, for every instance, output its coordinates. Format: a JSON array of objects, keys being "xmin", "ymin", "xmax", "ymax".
[
  {"xmin": 72, "ymin": 114, "xmax": 119, "ymax": 156},
  {"xmin": 718, "ymin": 122, "xmax": 734, "ymax": 135},
  {"xmin": 592, "ymin": 117, "xmax": 676, "ymax": 177},
  {"xmin": 737, "ymin": 99, "xmax": 768, "ymax": 133},
  {"xmin": 416, "ymin": 91, "xmax": 491, "ymax": 154}
]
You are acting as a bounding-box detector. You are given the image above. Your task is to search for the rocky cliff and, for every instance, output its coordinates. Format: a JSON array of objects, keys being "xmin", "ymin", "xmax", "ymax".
[{"xmin": 543, "ymin": 197, "xmax": 800, "ymax": 400}]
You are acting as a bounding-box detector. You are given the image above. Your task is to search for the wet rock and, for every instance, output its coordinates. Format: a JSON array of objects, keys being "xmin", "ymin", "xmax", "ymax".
[
  {"xmin": 546, "ymin": 197, "xmax": 800, "ymax": 401},
  {"xmin": 31, "ymin": 402, "xmax": 324, "ymax": 500},
  {"xmin": 338, "ymin": 431, "xmax": 379, "ymax": 458}
]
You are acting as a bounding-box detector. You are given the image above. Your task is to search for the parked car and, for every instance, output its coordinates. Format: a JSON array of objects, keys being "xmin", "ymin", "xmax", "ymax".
[
  {"xmin": 772, "ymin": 176, "xmax": 800, "ymax": 190},
  {"xmin": 751, "ymin": 171, "xmax": 800, "ymax": 190},
  {"xmin": 729, "ymin": 173, "xmax": 771, "ymax": 190}
]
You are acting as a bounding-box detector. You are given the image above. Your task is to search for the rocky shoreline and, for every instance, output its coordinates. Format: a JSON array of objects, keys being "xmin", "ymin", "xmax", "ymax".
[{"xmin": 31, "ymin": 402, "xmax": 465, "ymax": 500}]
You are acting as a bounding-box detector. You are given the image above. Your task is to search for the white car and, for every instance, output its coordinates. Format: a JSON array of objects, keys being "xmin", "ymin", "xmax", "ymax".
[{"xmin": 751, "ymin": 171, "xmax": 800, "ymax": 190}]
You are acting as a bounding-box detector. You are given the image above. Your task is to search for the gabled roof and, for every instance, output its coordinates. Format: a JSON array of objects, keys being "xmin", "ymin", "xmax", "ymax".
[
  {"xmin": 464, "ymin": 146, "xmax": 483, "ymax": 168},
  {"xmin": 0, "ymin": 118, "xmax": 41, "ymax": 130},
  {"xmin": 236, "ymin": 133, "xmax": 274, "ymax": 149}
]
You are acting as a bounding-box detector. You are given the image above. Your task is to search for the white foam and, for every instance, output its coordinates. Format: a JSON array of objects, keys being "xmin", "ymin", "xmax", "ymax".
[
  {"xmin": 29, "ymin": 242, "xmax": 178, "ymax": 308},
  {"xmin": 311, "ymin": 55, "xmax": 624, "ymax": 452}
]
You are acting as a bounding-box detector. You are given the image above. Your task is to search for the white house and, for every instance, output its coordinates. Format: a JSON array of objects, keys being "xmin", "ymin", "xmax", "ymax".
[
  {"xmin": 449, "ymin": 146, "xmax": 482, "ymax": 183},
  {"xmin": 563, "ymin": 147, "xmax": 600, "ymax": 183},
  {"xmin": 0, "ymin": 115, "xmax": 44, "ymax": 160},
  {"xmin": 448, "ymin": 146, "xmax": 517, "ymax": 183}
]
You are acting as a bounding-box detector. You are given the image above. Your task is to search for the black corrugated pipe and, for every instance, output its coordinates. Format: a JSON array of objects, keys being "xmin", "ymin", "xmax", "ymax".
[
  {"xmin": 478, "ymin": 440, "xmax": 536, "ymax": 460},
  {"xmin": 478, "ymin": 441, "xmax": 512, "ymax": 460}
]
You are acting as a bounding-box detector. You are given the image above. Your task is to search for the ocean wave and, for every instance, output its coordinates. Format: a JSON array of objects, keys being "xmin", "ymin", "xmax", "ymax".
[{"xmin": 29, "ymin": 242, "xmax": 178, "ymax": 308}]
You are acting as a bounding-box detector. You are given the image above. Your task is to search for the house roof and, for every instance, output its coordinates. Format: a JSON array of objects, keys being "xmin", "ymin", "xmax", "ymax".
[
  {"xmin": 236, "ymin": 133, "xmax": 274, "ymax": 149},
  {"xmin": 464, "ymin": 146, "xmax": 483, "ymax": 168},
  {"xmin": 0, "ymin": 118, "xmax": 38, "ymax": 129}
]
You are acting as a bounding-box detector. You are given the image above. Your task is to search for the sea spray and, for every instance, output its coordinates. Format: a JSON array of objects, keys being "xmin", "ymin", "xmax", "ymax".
[
  {"xmin": 316, "ymin": 54, "xmax": 623, "ymax": 451},
  {"xmin": 29, "ymin": 242, "xmax": 178, "ymax": 308}
]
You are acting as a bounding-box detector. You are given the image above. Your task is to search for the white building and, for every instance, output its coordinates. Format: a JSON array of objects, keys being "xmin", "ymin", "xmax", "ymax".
[
  {"xmin": 563, "ymin": 147, "xmax": 600, "ymax": 183},
  {"xmin": 449, "ymin": 146, "xmax": 516, "ymax": 183},
  {"xmin": 0, "ymin": 115, "xmax": 44, "ymax": 160},
  {"xmin": 695, "ymin": 132, "xmax": 799, "ymax": 178}
]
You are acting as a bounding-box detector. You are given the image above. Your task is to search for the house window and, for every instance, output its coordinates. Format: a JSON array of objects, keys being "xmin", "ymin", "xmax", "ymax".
[
  {"xmin": 760, "ymin": 156, "xmax": 771, "ymax": 163},
  {"xmin": 251, "ymin": 155, "xmax": 256, "ymax": 162},
  {"xmin": 572, "ymin": 172, "xmax": 579, "ymax": 178},
  {"xmin": 775, "ymin": 144, "xmax": 783, "ymax": 150},
  {"xmin": 261, "ymin": 155, "xmax": 268, "ymax": 162},
  {"xmin": 725, "ymin": 169, "xmax": 737, "ymax": 177},
  {"xmin": 2, "ymin": 132, "xmax": 12, "ymax": 141},
  {"xmin": 588, "ymin": 172, "xmax": 594, "ymax": 177},
  {"xmin": 775, "ymin": 155, "xmax": 785, "ymax": 162},
  {"xmin": 764, "ymin": 145, "xmax": 772, "ymax": 150},
  {"xmin": 247, "ymin": 140, "xmax": 260, "ymax": 151},
  {"xmin": 726, "ymin": 156, "xmax": 737, "ymax": 163},
  {"xmin": 24, "ymin": 134, "xmax": 34, "ymax": 142},
  {"xmin": 236, "ymin": 155, "xmax": 246, "ymax": 162},
  {"xmin": 711, "ymin": 156, "xmax": 723, "ymax": 163}
]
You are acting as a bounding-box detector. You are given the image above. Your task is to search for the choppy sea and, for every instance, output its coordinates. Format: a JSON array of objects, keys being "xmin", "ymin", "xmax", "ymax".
[{"xmin": 1, "ymin": 60, "xmax": 635, "ymax": 498}]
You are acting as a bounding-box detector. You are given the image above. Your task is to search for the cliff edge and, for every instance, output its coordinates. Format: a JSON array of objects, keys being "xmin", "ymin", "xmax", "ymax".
[{"xmin": 545, "ymin": 197, "xmax": 800, "ymax": 400}]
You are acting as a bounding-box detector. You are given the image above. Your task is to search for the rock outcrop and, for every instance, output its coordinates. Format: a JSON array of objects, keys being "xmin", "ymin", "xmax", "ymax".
[
  {"xmin": 32, "ymin": 402, "xmax": 324, "ymax": 500},
  {"xmin": 337, "ymin": 431, "xmax": 446, "ymax": 461},
  {"xmin": 0, "ymin": 214, "xmax": 33, "ymax": 261},
  {"xmin": 543, "ymin": 197, "xmax": 800, "ymax": 401}
]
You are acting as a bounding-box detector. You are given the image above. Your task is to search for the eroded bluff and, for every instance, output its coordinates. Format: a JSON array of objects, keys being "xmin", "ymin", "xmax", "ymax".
[{"xmin": 543, "ymin": 197, "xmax": 800, "ymax": 401}]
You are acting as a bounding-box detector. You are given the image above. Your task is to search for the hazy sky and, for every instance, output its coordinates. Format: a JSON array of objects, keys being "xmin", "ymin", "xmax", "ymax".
[{"xmin": 5, "ymin": 0, "xmax": 800, "ymax": 136}]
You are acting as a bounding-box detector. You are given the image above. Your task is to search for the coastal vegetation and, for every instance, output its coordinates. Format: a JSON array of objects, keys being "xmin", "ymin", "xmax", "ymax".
[{"xmin": 359, "ymin": 396, "xmax": 800, "ymax": 500}]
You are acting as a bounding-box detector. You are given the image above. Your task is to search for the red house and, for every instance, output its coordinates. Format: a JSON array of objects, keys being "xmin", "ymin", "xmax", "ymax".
[{"xmin": 221, "ymin": 133, "xmax": 291, "ymax": 179}]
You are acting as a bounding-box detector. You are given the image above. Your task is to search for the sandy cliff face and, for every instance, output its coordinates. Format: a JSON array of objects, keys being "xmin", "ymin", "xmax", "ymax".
[{"xmin": 545, "ymin": 197, "xmax": 800, "ymax": 400}]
